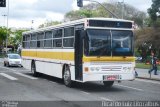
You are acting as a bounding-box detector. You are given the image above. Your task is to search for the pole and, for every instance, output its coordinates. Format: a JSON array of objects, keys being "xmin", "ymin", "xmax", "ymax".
[
  {"xmin": 6, "ymin": 0, "xmax": 9, "ymax": 53},
  {"xmin": 122, "ymin": 0, "xmax": 124, "ymax": 19},
  {"xmin": 31, "ymin": 20, "xmax": 34, "ymax": 30},
  {"xmin": 149, "ymin": 63, "xmax": 152, "ymax": 79},
  {"xmin": 2, "ymin": 14, "xmax": 7, "ymax": 27}
]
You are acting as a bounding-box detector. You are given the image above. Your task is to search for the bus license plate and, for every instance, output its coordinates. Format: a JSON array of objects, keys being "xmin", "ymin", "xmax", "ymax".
[{"xmin": 103, "ymin": 75, "xmax": 118, "ymax": 81}]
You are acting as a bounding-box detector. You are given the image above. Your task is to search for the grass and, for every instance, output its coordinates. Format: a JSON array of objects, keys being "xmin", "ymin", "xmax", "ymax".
[{"xmin": 136, "ymin": 62, "xmax": 160, "ymax": 70}]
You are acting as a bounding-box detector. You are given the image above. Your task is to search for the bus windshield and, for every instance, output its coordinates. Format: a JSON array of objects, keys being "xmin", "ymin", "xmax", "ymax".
[
  {"xmin": 85, "ymin": 29, "xmax": 111, "ymax": 56},
  {"xmin": 112, "ymin": 30, "xmax": 133, "ymax": 56},
  {"xmin": 85, "ymin": 29, "xmax": 133, "ymax": 56}
]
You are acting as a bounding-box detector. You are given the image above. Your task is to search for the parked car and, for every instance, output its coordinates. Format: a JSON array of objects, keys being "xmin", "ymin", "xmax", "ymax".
[{"xmin": 4, "ymin": 53, "xmax": 22, "ymax": 67}]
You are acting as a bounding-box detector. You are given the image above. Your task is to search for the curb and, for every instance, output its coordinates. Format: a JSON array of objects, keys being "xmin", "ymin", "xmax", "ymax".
[{"xmin": 136, "ymin": 77, "xmax": 160, "ymax": 81}]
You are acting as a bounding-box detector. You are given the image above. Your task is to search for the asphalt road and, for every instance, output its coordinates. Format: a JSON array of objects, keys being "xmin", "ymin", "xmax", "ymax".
[{"xmin": 0, "ymin": 59, "xmax": 160, "ymax": 107}]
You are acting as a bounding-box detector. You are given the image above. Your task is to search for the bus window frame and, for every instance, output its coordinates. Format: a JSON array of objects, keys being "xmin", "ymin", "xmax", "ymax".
[
  {"xmin": 44, "ymin": 30, "xmax": 53, "ymax": 49},
  {"xmin": 53, "ymin": 28, "xmax": 63, "ymax": 49},
  {"xmin": 37, "ymin": 32, "xmax": 44, "ymax": 49},
  {"xmin": 63, "ymin": 26, "xmax": 75, "ymax": 49}
]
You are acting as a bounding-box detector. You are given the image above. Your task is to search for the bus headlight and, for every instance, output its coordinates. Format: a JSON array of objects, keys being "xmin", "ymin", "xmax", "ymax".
[
  {"xmin": 90, "ymin": 67, "xmax": 95, "ymax": 71},
  {"xmin": 96, "ymin": 67, "xmax": 100, "ymax": 71}
]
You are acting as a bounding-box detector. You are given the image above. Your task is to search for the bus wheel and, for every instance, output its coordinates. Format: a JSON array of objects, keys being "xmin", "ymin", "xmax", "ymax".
[
  {"xmin": 103, "ymin": 81, "xmax": 114, "ymax": 88},
  {"xmin": 31, "ymin": 61, "xmax": 38, "ymax": 77},
  {"xmin": 4, "ymin": 62, "xmax": 6, "ymax": 66},
  {"xmin": 63, "ymin": 66, "xmax": 72, "ymax": 87}
]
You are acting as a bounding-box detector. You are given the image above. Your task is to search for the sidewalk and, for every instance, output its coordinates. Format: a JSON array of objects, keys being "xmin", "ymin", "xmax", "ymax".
[{"xmin": 136, "ymin": 68, "xmax": 160, "ymax": 81}]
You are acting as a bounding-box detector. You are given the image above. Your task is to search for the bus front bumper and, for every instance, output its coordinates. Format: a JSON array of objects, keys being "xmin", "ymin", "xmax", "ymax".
[{"xmin": 82, "ymin": 73, "xmax": 135, "ymax": 82}]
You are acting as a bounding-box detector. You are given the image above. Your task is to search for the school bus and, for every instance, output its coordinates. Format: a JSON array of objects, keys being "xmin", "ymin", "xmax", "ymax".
[{"xmin": 22, "ymin": 18, "xmax": 135, "ymax": 87}]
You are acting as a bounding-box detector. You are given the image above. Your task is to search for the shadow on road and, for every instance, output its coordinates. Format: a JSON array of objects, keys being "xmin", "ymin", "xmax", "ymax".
[
  {"xmin": 73, "ymin": 82, "xmax": 125, "ymax": 92},
  {"xmin": 25, "ymin": 73, "xmax": 125, "ymax": 92}
]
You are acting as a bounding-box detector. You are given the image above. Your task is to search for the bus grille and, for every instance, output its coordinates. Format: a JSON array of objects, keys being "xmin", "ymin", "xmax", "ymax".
[{"xmin": 101, "ymin": 66, "xmax": 122, "ymax": 71}]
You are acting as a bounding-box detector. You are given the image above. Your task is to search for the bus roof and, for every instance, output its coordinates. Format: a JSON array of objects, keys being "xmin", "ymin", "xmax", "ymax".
[{"xmin": 23, "ymin": 18, "xmax": 133, "ymax": 35}]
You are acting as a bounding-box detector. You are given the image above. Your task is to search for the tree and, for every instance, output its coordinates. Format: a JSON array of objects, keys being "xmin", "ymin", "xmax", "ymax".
[
  {"xmin": 0, "ymin": 27, "xmax": 10, "ymax": 52},
  {"xmin": 0, "ymin": 27, "xmax": 28, "ymax": 52},
  {"xmin": 8, "ymin": 29, "xmax": 27, "ymax": 51},
  {"xmin": 38, "ymin": 21, "xmax": 61, "ymax": 28},
  {"xmin": 64, "ymin": 2, "xmax": 146, "ymax": 27},
  {"xmin": 0, "ymin": 27, "xmax": 7, "ymax": 45},
  {"xmin": 147, "ymin": 0, "xmax": 160, "ymax": 26},
  {"xmin": 65, "ymin": 9, "xmax": 94, "ymax": 21},
  {"xmin": 135, "ymin": 27, "xmax": 160, "ymax": 60}
]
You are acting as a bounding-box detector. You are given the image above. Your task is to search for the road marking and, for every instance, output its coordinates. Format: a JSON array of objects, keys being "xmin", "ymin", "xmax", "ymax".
[
  {"xmin": 13, "ymin": 72, "xmax": 38, "ymax": 80},
  {"xmin": 136, "ymin": 78, "xmax": 160, "ymax": 85},
  {"xmin": 0, "ymin": 73, "xmax": 18, "ymax": 80},
  {"xmin": 115, "ymin": 84, "xmax": 144, "ymax": 91},
  {"xmin": 0, "ymin": 71, "xmax": 9, "ymax": 72},
  {"xmin": 0, "ymin": 66, "xmax": 30, "ymax": 72},
  {"xmin": 0, "ymin": 66, "xmax": 16, "ymax": 72},
  {"xmin": 81, "ymin": 91, "xmax": 90, "ymax": 95},
  {"xmin": 80, "ymin": 91, "xmax": 112, "ymax": 101},
  {"xmin": 99, "ymin": 97, "xmax": 112, "ymax": 101},
  {"xmin": 18, "ymin": 70, "xmax": 30, "ymax": 72}
]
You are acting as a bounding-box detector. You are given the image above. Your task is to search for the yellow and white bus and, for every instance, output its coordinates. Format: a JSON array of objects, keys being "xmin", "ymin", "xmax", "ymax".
[{"xmin": 22, "ymin": 18, "xmax": 135, "ymax": 87}]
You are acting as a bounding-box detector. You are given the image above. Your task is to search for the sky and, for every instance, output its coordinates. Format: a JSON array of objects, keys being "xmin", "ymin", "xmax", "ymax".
[{"xmin": 0, "ymin": 0, "xmax": 152, "ymax": 29}]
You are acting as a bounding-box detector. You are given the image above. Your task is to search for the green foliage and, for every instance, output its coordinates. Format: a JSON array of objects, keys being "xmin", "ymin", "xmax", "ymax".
[
  {"xmin": 136, "ymin": 63, "xmax": 160, "ymax": 70},
  {"xmin": 135, "ymin": 28, "xmax": 160, "ymax": 49},
  {"xmin": 0, "ymin": 27, "xmax": 7, "ymax": 43},
  {"xmin": 65, "ymin": 9, "xmax": 95, "ymax": 21},
  {"xmin": 148, "ymin": 0, "xmax": 160, "ymax": 21},
  {"xmin": 135, "ymin": 27, "xmax": 160, "ymax": 62},
  {"xmin": 153, "ymin": 18, "xmax": 160, "ymax": 27},
  {"xmin": 136, "ymin": 63, "xmax": 151, "ymax": 69},
  {"xmin": 143, "ymin": 17, "xmax": 152, "ymax": 27},
  {"xmin": 8, "ymin": 30, "xmax": 27, "ymax": 47},
  {"xmin": 39, "ymin": 21, "xmax": 61, "ymax": 28},
  {"xmin": 135, "ymin": 48, "xmax": 141, "ymax": 56},
  {"xmin": 0, "ymin": 26, "xmax": 27, "ymax": 52},
  {"xmin": 0, "ymin": 27, "xmax": 10, "ymax": 49},
  {"xmin": 147, "ymin": 0, "xmax": 160, "ymax": 26}
]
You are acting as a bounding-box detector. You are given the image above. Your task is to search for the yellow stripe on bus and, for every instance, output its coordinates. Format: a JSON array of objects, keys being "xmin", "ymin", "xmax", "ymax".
[
  {"xmin": 83, "ymin": 56, "xmax": 135, "ymax": 62},
  {"xmin": 22, "ymin": 51, "xmax": 74, "ymax": 61},
  {"xmin": 22, "ymin": 51, "xmax": 135, "ymax": 62}
]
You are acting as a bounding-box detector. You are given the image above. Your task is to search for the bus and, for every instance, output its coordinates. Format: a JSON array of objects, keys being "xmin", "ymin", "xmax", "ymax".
[{"xmin": 22, "ymin": 18, "xmax": 135, "ymax": 87}]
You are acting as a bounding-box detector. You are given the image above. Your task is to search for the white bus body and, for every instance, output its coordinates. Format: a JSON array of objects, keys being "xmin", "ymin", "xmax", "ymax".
[{"xmin": 22, "ymin": 18, "xmax": 135, "ymax": 87}]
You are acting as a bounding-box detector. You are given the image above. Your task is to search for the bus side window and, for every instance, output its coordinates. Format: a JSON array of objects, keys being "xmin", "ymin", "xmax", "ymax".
[{"xmin": 55, "ymin": 39, "xmax": 62, "ymax": 47}]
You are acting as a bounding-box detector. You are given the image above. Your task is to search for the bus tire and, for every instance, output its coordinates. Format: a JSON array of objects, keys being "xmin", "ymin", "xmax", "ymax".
[
  {"xmin": 4, "ymin": 62, "xmax": 6, "ymax": 66},
  {"xmin": 31, "ymin": 61, "xmax": 38, "ymax": 77},
  {"xmin": 103, "ymin": 81, "xmax": 114, "ymax": 88},
  {"xmin": 63, "ymin": 65, "xmax": 72, "ymax": 87}
]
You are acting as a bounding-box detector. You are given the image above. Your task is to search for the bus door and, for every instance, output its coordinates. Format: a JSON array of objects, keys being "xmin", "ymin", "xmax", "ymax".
[{"xmin": 75, "ymin": 30, "xmax": 84, "ymax": 81}]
